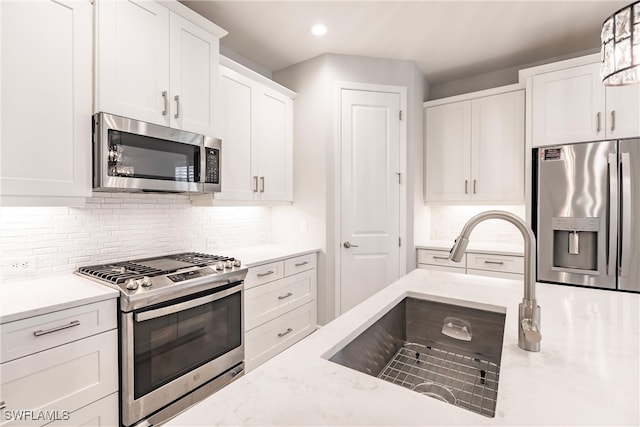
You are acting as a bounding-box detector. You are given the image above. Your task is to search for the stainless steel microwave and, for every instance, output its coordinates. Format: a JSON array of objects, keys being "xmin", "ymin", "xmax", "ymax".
[{"xmin": 92, "ymin": 112, "xmax": 220, "ymax": 193}]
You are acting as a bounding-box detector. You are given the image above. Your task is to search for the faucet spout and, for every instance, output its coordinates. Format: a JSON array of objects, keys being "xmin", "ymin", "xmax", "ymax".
[{"xmin": 449, "ymin": 210, "xmax": 541, "ymax": 352}]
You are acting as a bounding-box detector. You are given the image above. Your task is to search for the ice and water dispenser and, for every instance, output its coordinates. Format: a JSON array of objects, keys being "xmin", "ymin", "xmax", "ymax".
[{"xmin": 550, "ymin": 217, "xmax": 599, "ymax": 272}]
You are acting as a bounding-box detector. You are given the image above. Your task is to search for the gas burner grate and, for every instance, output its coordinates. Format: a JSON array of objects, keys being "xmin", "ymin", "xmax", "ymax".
[
  {"xmin": 78, "ymin": 262, "xmax": 164, "ymax": 284},
  {"xmin": 167, "ymin": 252, "xmax": 233, "ymax": 266}
]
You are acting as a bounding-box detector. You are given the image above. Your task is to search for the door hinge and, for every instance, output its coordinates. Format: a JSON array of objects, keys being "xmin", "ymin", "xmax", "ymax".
[
  {"xmin": 396, "ymin": 172, "xmax": 401, "ymax": 184},
  {"xmin": 399, "ymin": 110, "xmax": 403, "ymax": 121},
  {"xmin": 399, "ymin": 237, "xmax": 401, "ymax": 247}
]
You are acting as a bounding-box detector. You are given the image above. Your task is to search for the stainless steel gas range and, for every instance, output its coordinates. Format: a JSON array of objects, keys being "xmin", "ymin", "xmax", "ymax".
[{"xmin": 77, "ymin": 252, "xmax": 247, "ymax": 427}]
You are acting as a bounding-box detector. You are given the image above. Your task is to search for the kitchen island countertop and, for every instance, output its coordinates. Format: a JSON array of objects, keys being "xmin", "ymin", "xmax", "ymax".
[{"xmin": 166, "ymin": 269, "xmax": 640, "ymax": 426}]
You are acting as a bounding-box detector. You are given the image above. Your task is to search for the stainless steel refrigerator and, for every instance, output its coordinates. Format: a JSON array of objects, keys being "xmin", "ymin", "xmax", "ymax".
[{"xmin": 535, "ymin": 139, "xmax": 639, "ymax": 292}]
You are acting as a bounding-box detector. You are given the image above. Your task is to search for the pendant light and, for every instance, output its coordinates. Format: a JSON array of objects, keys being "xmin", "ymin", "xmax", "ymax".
[{"xmin": 600, "ymin": 1, "xmax": 640, "ymax": 85}]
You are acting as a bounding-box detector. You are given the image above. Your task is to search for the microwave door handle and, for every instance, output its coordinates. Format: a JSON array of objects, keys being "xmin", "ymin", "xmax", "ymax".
[
  {"xmin": 620, "ymin": 152, "xmax": 632, "ymax": 277},
  {"xmin": 607, "ymin": 153, "xmax": 618, "ymax": 276},
  {"xmin": 135, "ymin": 283, "xmax": 242, "ymax": 322}
]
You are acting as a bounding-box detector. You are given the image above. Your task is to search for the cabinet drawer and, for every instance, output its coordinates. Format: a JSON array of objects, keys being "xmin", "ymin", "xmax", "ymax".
[
  {"xmin": 1, "ymin": 299, "xmax": 117, "ymax": 363},
  {"xmin": 466, "ymin": 252, "xmax": 524, "ymax": 275},
  {"xmin": 0, "ymin": 330, "xmax": 118, "ymax": 427},
  {"xmin": 245, "ymin": 270, "xmax": 316, "ymax": 331},
  {"xmin": 244, "ymin": 261, "xmax": 285, "ymax": 289},
  {"xmin": 44, "ymin": 392, "xmax": 118, "ymax": 427},
  {"xmin": 284, "ymin": 253, "xmax": 316, "ymax": 276},
  {"xmin": 417, "ymin": 249, "xmax": 466, "ymax": 269},
  {"xmin": 245, "ymin": 302, "xmax": 316, "ymax": 372}
]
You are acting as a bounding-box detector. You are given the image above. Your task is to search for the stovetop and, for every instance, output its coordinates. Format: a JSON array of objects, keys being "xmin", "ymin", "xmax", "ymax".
[{"xmin": 76, "ymin": 252, "xmax": 247, "ymax": 311}]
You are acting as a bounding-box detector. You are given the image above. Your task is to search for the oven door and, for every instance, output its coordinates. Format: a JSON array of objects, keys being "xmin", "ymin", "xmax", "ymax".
[{"xmin": 121, "ymin": 282, "xmax": 244, "ymax": 426}]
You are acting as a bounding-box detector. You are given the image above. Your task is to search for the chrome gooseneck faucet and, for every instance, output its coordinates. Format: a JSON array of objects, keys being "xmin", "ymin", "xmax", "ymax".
[{"xmin": 449, "ymin": 210, "xmax": 541, "ymax": 352}]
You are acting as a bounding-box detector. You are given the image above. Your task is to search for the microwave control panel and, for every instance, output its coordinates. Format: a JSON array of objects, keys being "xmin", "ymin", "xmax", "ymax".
[{"xmin": 205, "ymin": 148, "xmax": 219, "ymax": 184}]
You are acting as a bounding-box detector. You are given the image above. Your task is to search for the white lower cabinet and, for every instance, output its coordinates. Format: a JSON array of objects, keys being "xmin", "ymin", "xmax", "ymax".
[
  {"xmin": 417, "ymin": 248, "xmax": 523, "ymax": 279},
  {"xmin": 244, "ymin": 253, "xmax": 317, "ymax": 372},
  {"xmin": 0, "ymin": 300, "xmax": 118, "ymax": 427}
]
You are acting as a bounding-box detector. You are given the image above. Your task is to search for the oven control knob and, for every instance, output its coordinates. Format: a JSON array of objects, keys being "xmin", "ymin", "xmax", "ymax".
[
  {"xmin": 225, "ymin": 260, "xmax": 233, "ymax": 269},
  {"xmin": 215, "ymin": 262, "xmax": 224, "ymax": 271},
  {"xmin": 125, "ymin": 279, "xmax": 139, "ymax": 291},
  {"xmin": 233, "ymin": 259, "xmax": 241, "ymax": 267},
  {"xmin": 141, "ymin": 276, "xmax": 152, "ymax": 287}
]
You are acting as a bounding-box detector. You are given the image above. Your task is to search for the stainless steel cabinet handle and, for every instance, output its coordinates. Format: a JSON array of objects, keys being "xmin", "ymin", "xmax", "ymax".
[
  {"xmin": 278, "ymin": 292, "xmax": 293, "ymax": 300},
  {"xmin": 607, "ymin": 153, "xmax": 618, "ymax": 276},
  {"xmin": 253, "ymin": 176, "xmax": 258, "ymax": 192},
  {"xmin": 294, "ymin": 261, "xmax": 309, "ymax": 267},
  {"xmin": 259, "ymin": 177, "xmax": 265, "ymax": 193},
  {"xmin": 257, "ymin": 270, "xmax": 274, "ymax": 277},
  {"xmin": 161, "ymin": 91, "xmax": 168, "ymax": 116},
  {"xmin": 473, "ymin": 179, "xmax": 477, "ymax": 194},
  {"xmin": 620, "ymin": 152, "xmax": 631, "ymax": 277},
  {"xmin": 465, "ymin": 180, "xmax": 468, "ymax": 194},
  {"xmin": 596, "ymin": 112, "xmax": 601, "ymax": 132},
  {"xmin": 343, "ymin": 241, "xmax": 359, "ymax": 248},
  {"xmin": 0, "ymin": 401, "xmax": 6, "ymax": 410},
  {"xmin": 611, "ymin": 110, "xmax": 616, "ymax": 131},
  {"xmin": 432, "ymin": 256, "xmax": 450, "ymax": 260},
  {"xmin": 174, "ymin": 95, "xmax": 180, "ymax": 119},
  {"xmin": 277, "ymin": 328, "xmax": 293, "ymax": 338},
  {"xmin": 484, "ymin": 260, "xmax": 504, "ymax": 265},
  {"xmin": 33, "ymin": 320, "xmax": 80, "ymax": 337}
]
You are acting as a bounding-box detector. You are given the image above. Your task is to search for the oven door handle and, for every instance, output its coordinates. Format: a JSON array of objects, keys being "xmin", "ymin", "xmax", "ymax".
[{"xmin": 135, "ymin": 284, "xmax": 242, "ymax": 322}]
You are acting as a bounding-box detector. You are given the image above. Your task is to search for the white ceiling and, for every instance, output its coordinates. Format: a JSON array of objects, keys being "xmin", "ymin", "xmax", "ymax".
[{"xmin": 181, "ymin": 0, "xmax": 629, "ymax": 84}]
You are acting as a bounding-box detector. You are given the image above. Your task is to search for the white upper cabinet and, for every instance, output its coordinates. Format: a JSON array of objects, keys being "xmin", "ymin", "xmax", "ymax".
[
  {"xmin": 96, "ymin": 0, "xmax": 222, "ymax": 136},
  {"xmin": 0, "ymin": 0, "xmax": 92, "ymax": 205},
  {"xmin": 425, "ymin": 89, "xmax": 524, "ymax": 203},
  {"xmin": 212, "ymin": 60, "xmax": 294, "ymax": 203},
  {"xmin": 532, "ymin": 61, "xmax": 640, "ymax": 147}
]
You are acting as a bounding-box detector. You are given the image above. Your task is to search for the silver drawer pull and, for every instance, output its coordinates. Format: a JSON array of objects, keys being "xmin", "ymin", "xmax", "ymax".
[
  {"xmin": 484, "ymin": 260, "xmax": 505, "ymax": 265},
  {"xmin": 0, "ymin": 401, "xmax": 6, "ymax": 410},
  {"xmin": 33, "ymin": 320, "xmax": 80, "ymax": 337},
  {"xmin": 432, "ymin": 256, "xmax": 450, "ymax": 260},
  {"xmin": 278, "ymin": 292, "xmax": 293, "ymax": 300},
  {"xmin": 277, "ymin": 328, "xmax": 293, "ymax": 338},
  {"xmin": 257, "ymin": 270, "xmax": 275, "ymax": 278},
  {"xmin": 294, "ymin": 261, "xmax": 309, "ymax": 267}
]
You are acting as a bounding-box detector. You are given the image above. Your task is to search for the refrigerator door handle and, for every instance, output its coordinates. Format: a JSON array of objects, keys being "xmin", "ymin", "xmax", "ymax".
[
  {"xmin": 607, "ymin": 153, "xmax": 618, "ymax": 276},
  {"xmin": 620, "ymin": 152, "xmax": 632, "ymax": 277}
]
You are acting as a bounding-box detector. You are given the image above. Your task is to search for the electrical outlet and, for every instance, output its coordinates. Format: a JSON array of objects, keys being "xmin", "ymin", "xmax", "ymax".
[
  {"xmin": 6, "ymin": 257, "xmax": 36, "ymax": 275},
  {"xmin": 207, "ymin": 237, "xmax": 219, "ymax": 250}
]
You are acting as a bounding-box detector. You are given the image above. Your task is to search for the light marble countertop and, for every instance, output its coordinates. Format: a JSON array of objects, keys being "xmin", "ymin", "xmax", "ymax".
[
  {"xmin": 166, "ymin": 269, "xmax": 640, "ymax": 426},
  {"xmin": 221, "ymin": 244, "xmax": 320, "ymax": 267},
  {"xmin": 0, "ymin": 274, "xmax": 118, "ymax": 324}
]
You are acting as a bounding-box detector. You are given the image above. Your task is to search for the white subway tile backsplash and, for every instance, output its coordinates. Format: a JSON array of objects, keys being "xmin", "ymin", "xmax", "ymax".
[{"xmin": 0, "ymin": 194, "xmax": 272, "ymax": 281}]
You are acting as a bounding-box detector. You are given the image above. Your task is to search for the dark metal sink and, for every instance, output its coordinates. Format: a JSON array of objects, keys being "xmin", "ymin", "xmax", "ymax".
[{"xmin": 327, "ymin": 296, "xmax": 506, "ymax": 417}]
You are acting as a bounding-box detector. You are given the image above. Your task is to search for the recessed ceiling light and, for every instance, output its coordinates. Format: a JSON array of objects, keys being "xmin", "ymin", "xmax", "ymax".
[{"xmin": 311, "ymin": 23, "xmax": 327, "ymax": 36}]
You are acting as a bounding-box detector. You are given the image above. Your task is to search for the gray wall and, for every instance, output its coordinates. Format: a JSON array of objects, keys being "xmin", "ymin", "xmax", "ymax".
[{"xmin": 272, "ymin": 53, "xmax": 428, "ymax": 325}]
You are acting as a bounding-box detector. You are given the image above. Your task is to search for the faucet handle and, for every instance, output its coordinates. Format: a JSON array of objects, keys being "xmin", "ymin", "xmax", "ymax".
[{"xmin": 521, "ymin": 319, "xmax": 542, "ymax": 343}]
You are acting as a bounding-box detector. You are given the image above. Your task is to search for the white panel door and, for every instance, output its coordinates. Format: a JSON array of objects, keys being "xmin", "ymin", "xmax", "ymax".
[
  {"xmin": 339, "ymin": 89, "xmax": 401, "ymax": 314},
  {"xmin": 217, "ymin": 67, "xmax": 256, "ymax": 201},
  {"xmin": 0, "ymin": 0, "xmax": 91, "ymax": 199},
  {"xmin": 471, "ymin": 90, "xmax": 525, "ymax": 201},
  {"xmin": 531, "ymin": 63, "xmax": 605, "ymax": 147},
  {"xmin": 256, "ymin": 88, "xmax": 293, "ymax": 201},
  {"xmin": 424, "ymin": 101, "xmax": 472, "ymax": 201},
  {"xmin": 606, "ymin": 84, "xmax": 640, "ymax": 139},
  {"xmin": 169, "ymin": 12, "xmax": 219, "ymax": 135},
  {"xmin": 97, "ymin": 0, "xmax": 169, "ymax": 126}
]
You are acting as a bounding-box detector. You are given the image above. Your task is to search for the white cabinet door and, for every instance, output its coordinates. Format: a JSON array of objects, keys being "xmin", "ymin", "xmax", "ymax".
[
  {"xmin": 532, "ymin": 63, "xmax": 605, "ymax": 147},
  {"xmin": 96, "ymin": 0, "xmax": 170, "ymax": 127},
  {"xmin": 256, "ymin": 87, "xmax": 293, "ymax": 201},
  {"xmin": 169, "ymin": 12, "xmax": 219, "ymax": 135},
  {"xmin": 425, "ymin": 101, "xmax": 472, "ymax": 202},
  {"xmin": 471, "ymin": 90, "xmax": 524, "ymax": 201},
  {"xmin": 606, "ymin": 83, "xmax": 640, "ymax": 139},
  {"xmin": 0, "ymin": 0, "xmax": 92, "ymax": 201},
  {"xmin": 217, "ymin": 68, "xmax": 256, "ymax": 201}
]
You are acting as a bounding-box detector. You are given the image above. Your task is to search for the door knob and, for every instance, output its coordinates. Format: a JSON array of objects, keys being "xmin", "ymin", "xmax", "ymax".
[{"xmin": 343, "ymin": 241, "xmax": 359, "ymax": 248}]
